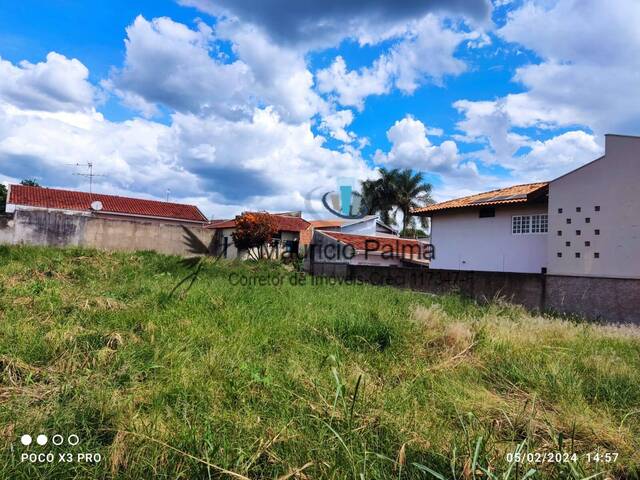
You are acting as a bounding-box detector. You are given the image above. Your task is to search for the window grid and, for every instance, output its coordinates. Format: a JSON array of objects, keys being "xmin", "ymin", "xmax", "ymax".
[{"xmin": 512, "ymin": 214, "xmax": 548, "ymax": 235}]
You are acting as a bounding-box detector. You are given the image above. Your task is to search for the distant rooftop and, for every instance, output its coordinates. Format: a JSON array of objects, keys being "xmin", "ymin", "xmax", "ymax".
[
  {"xmin": 8, "ymin": 184, "xmax": 208, "ymax": 223},
  {"xmin": 206, "ymin": 213, "xmax": 311, "ymax": 232},
  {"xmin": 321, "ymin": 231, "xmax": 426, "ymax": 255}
]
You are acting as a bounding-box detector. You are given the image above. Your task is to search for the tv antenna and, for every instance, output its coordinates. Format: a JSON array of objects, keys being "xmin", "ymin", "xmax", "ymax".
[{"xmin": 68, "ymin": 162, "xmax": 107, "ymax": 196}]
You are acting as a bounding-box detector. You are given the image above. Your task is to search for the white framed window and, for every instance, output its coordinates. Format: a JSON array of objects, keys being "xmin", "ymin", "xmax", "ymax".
[
  {"xmin": 512, "ymin": 215, "xmax": 522, "ymax": 234},
  {"xmin": 531, "ymin": 214, "xmax": 548, "ymax": 233},
  {"xmin": 512, "ymin": 214, "xmax": 548, "ymax": 235}
]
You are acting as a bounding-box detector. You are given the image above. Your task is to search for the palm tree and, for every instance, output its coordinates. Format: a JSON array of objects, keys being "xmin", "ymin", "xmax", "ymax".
[
  {"xmin": 361, "ymin": 168, "xmax": 399, "ymax": 226},
  {"xmin": 361, "ymin": 168, "xmax": 434, "ymax": 235},
  {"xmin": 392, "ymin": 169, "xmax": 434, "ymax": 234}
]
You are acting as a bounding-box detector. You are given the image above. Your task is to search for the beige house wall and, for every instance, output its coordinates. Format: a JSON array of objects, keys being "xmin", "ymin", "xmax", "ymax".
[
  {"xmin": 547, "ymin": 134, "xmax": 640, "ymax": 279},
  {"xmin": 0, "ymin": 209, "xmax": 212, "ymax": 256}
]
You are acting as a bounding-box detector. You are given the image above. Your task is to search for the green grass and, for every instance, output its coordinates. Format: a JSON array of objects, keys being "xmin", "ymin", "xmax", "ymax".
[{"xmin": 0, "ymin": 245, "xmax": 639, "ymax": 479}]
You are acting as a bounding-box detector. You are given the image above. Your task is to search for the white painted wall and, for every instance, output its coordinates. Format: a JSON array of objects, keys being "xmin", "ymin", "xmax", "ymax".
[
  {"xmin": 548, "ymin": 134, "xmax": 640, "ymax": 279},
  {"xmin": 429, "ymin": 204, "xmax": 548, "ymax": 273},
  {"xmin": 340, "ymin": 217, "xmax": 396, "ymax": 236},
  {"xmin": 341, "ymin": 217, "xmax": 378, "ymax": 235}
]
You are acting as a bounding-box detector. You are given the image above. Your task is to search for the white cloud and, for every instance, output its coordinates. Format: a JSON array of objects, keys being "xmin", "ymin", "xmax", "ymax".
[
  {"xmin": 215, "ymin": 20, "xmax": 324, "ymax": 122},
  {"xmin": 374, "ymin": 115, "xmax": 478, "ymax": 178},
  {"xmin": 317, "ymin": 15, "xmax": 472, "ymax": 109},
  {"xmin": 0, "ymin": 100, "xmax": 194, "ymax": 198},
  {"xmin": 316, "ymin": 56, "xmax": 391, "ymax": 110},
  {"xmin": 453, "ymin": 99, "xmax": 529, "ymax": 162},
  {"xmin": 106, "ymin": 16, "xmax": 324, "ymax": 123},
  {"xmin": 171, "ymin": 107, "xmax": 375, "ymax": 210},
  {"xmin": 446, "ymin": 0, "xmax": 638, "ymax": 193},
  {"xmin": 0, "ymin": 95, "xmax": 375, "ymax": 218},
  {"xmin": 0, "ymin": 52, "xmax": 95, "ymax": 112},
  {"xmin": 106, "ymin": 16, "xmax": 252, "ymax": 119},
  {"xmin": 319, "ymin": 109, "xmax": 356, "ymax": 143},
  {"xmin": 496, "ymin": 0, "xmax": 640, "ymax": 134},
  {"xmin": 508, "ymin": 130, "xmax": 602, "ymax": 181}
]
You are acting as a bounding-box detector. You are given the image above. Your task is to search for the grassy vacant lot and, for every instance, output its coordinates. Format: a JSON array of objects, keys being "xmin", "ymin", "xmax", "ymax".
[{"xmin": 0, "ymin": 245, "xmax": 639, "ymax": 479}]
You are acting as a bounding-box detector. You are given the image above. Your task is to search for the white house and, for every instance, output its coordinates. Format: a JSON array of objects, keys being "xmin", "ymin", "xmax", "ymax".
[
  {"xmin": 413, "ymin": 133, "xmax": 640, "ymax": 279},
  {"xmin": 414, "ymin": 182, "xmax": 549, "ymax": 273}
]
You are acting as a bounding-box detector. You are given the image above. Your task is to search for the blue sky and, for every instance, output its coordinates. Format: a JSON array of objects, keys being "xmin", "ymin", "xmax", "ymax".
[{"xmin": 0, "ymin": 0, "xmax": 638, "ymax": 218}]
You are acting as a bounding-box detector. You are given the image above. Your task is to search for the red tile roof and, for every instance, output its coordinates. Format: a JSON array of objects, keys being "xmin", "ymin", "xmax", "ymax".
[
  {"xmin": 206, "ymin": 213, "xmax": 311, "ymax": 232},
  {"xmin": 309, "ymin": 219, "xmax": 345, "ymax": 229},
  {"xmin": 321, "ymin": 231, "xmax": 428, "ymax": 260},
  {"xmin": 273, "ymin": 215, "xmax": 310, "ymax": 232},
  {"xmin": 207, "ymin": 219, "xmax": 237, "ymax": 229},
  {"xmin": 412, "ymin": 182, "xmax": 548, "ymax": 214},
  {"xmin": 8, "ymin": 185, "xmax": 208, "ymax": 222}
]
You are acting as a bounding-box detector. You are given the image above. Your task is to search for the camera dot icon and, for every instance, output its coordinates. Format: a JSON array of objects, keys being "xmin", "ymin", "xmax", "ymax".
[
  {"xmin": 36, "ymin": 434, "xmax": 48, "ymax": 446},
  {"xmin": 20, "ymin": 434, "xmax": 32, "ymax": 446}
]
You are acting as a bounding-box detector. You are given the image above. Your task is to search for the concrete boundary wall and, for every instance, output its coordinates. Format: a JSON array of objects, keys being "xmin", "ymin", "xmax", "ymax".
[
  {"xmin": 310, "ymin": 262, "xmax": 640, "ymax": 324},
  {"xmin": 0, "ymin": 210, "xmax": 212, "ymax": 256}
]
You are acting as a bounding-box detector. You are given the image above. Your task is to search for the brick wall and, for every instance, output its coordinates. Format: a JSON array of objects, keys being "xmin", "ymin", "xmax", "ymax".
[{"xmin": 310, "ymin": 262, "xmax": 640, "ymax": 324}]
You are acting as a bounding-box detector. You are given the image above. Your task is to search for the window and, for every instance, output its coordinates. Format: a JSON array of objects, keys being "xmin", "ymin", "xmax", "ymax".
[
  {"xmin": 531, "ymin": 214, "xmax": 548, "ymax": 233},
  {"xmin": 566, "ymin": 218, "xmax": 572, "ymax": 224},
  {"xmin": 595, "ymin": 205, "xmax": 600, "ymax": 211},
  {"xmin": 595, "ymin": 229, "xmax": 600, "ymax": 235},
  {"xmin": 512, "ymin": 214, "xmax": 548, "ymax": 234},
  {"xmin": 557, "ymin": 230, "xmax": 562, "ymax": 236},
  {"xmin": 557, "ymin": 252, "xmax": 562, "ymax": 258},
  {"xmin": 585, "ymin": 217, "xmax": 591, "ymax": 223},
  {"xmin": 576, "ymin": 230, "xmax": 581, "ymax": 236},
  {"xmin": 479, "ymin": 207, "xmax": 496, "ymax": 218},
  {"xmin": 575, "ymin": 252, "xmax": 581, "ymax": 258},
  {"xmin": 565, "ymin": 241, "xmax": 571, "ymax": 247},
  {"xmin": 512, "ymin": 215, "xmax": 522, "ymax": 234},
  {"xmin": 558, "ymin": 208, "xmax": 563, "ymax": 214},
  {"xmin": 594, "ymin": 252, "xmax": 600, "ymax": 258},
  {"xmin": 576, "ymin": 207, "xmax": 581, "ymax": 212},
  {"xmin": 585, "ymin": 241, "xmax": 591, "ymax": 247}
]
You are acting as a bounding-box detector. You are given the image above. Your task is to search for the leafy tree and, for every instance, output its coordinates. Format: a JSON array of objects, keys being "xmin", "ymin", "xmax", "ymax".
[
  {"xmin": 20, "ymin": 179, "xmax": 40, "ymax": 187},
  {"xmin": 360, "ymin": 168, "xmax": 434, "ymax": 235},
  {"xmin": 232, "ymin": 212, "xmax": 278, "ymax": 260},
  {"xmin": 0, "ymin": 184, "xmax": 6, "ymax": 213}
]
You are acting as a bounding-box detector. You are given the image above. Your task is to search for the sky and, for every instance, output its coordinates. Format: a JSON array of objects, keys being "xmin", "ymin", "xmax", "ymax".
[{"xmin": 0, "ymin": 0, "xmax": 638, "ymax": 220}]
